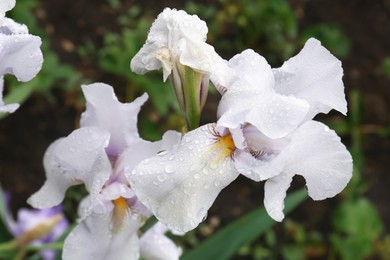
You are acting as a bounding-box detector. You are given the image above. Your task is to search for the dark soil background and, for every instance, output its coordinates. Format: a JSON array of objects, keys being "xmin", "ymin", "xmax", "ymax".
[{"xmin": 0, "ymin": 0, "xmax": 389, "ymax": 255}]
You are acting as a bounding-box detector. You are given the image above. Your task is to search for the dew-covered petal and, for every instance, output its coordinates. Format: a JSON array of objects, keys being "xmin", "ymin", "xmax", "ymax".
[
  {"xmin": 226, "ymin": 49, "xmax": 274, "ymax": 93},
  {"xmin": 28, "ymin": 127, "xmax": 112, "ymax": 209},
  {"xmin": 80, "ymin": 83, "xmax": 148, "ymax": 157},
  {"xmin": 264, "ymin": 120, "xmax": 352, "ymax": 221},
  {"xmin": 121, "ymin": 130, "xmax": 181, "ymax": 177},
  {"xmin": 129, "ymin": 123, "xmax": 239, "ymax": 233},
  {"xmin": 273, "ymin": 38, "xmax": 347, "ymax": 119},
  {"xmin": 264, "ymin": 172, "xmax": 294, "ymax": 221},
  {"xmin": 28, "ymin": 139, "xmax": 75, "ymax": 209},
  {"xmin": 0, "ymin": 0, "xmax": 15, "ymax": 17},
  {"xmin": 0, "ymin": 33, "xmax": 43, "ymax": 82},
  {"xmin": 63, "ymin": 212, "xmax": 140, "ymax": 260},
  {"xmin": 140, "ymin": 222, "xmax": 182, "ymax": 260},
  {"xmin": 131, "ymin": 8, "xmax": 225, "ymax": 82},
  {"xmin": 217, "ymin": 90, "xmax": 309, "ymax": 139}
]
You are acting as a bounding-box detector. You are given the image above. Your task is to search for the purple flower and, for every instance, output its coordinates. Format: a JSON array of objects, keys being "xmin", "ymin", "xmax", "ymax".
[{"xmin": 3, "ymin": 192, "xmax": 68, "ymax": 260}]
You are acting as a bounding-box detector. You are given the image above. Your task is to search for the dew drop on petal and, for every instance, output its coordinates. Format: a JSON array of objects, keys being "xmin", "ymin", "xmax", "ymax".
[
  {"xmin": 164, "ymin": 165, "xmax": 175, "ymax": 174},
  {"xmin": 157, "ymin": 174, "xmax": 167, "ymax": 182}
]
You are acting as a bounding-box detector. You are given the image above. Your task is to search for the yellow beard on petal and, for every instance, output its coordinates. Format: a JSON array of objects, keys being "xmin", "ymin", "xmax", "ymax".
[
  {"xmin": 208, "ymin": 133, "xmax": 236, "ymax": 168},
  {"xmin": 111, "ymin": 197, "xmax": 129, "ymax": 234}
]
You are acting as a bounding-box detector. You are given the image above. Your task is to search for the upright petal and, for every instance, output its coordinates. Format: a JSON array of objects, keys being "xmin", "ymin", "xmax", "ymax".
[
  {"xmin": 273, "ymin": 38, "xmax": 347, "ymax": 119},
  {"xmin": 218, "ymin": 90, "xmax": 309, "ymax": 139},
  {"xmin": 264, "ymin": 121, "xmax": 352, "ymax": 221},
  {"xmin": 63, "ymin": 212, "xmax": 140, "ymax": 260},
  {"xmin": 0, "ymin": 32, "xmax": 43, "ymax": 82},
  {"xmin": 80, "ymin": 83, "xmax": 148, "ymax": 157},
  {"xmin": 222, "ymin": 49, "xmax": 275, "ymax": 93},
  {"xmin": 28, "ymin": 127, "xmax": 112, "ymax": 209},
  {"xmin": 129, "ymin": 124, "xmax": 239, "ymax": 232},
  {"xmin": 140, "ymin": 222, "xmax": 182, "ymax": 260}
]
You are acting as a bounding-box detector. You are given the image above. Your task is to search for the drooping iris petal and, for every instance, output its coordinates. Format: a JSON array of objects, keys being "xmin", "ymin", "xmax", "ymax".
[
  {"xmin": 0, "ymin": 17, "xmax": 43, "ymax": 81},
  {"xmin": 272, "ymin": 38, "xmax": 347, "ymax": 119},
  {"xmin": 140, "ymin": 222, "xmax": 182, "ymax": 260},
  {"xmin": 0, "ymin": 0, "xmax": 15, "ymax": 17},
  {"xmin": 80, "ymin": 83, "xmax": 148, "ymax": 157},
  {"xmin": 28, "ymin": 127, "xmax": 111, "ymax": 209},
  {"xmin": 129, "ymin": 123, "xmax": 239, "ymax": 232},
  {"xmin": 264, "ymin": 120, "xmax": 353, "ymax": 221},
  {"xmin": 63, "ymin": 212, "xmax": 140, "ymax": 260},
  {"xmin": 217, "ymin": 89, "xmax": 309, "ymax": 139}
]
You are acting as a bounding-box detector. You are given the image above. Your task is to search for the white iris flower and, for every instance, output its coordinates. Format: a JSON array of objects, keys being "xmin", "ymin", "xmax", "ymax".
[
  {"xmin": 28, "ymin": 83, "xmax": 181, "ymax": 260},
  {"xmin": 128, "ymin": 38, "xmax": 353, "ymax": 232}
]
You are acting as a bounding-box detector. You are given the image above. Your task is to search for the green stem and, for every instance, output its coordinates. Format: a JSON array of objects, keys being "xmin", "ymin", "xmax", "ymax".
[{"xmin": 0, "ymin": 240, "xmax": 16, "ymax": 252}]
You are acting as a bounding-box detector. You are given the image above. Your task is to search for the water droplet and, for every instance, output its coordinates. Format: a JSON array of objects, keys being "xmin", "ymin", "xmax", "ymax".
[
  {"xmin": 157, "ymin": 174, "xmax": 167, "ymax": 182},
  {"xmin": 164, "ymin": 165, "xmax": 175, "ymax": 174},
  {"xmin": 157, "ymin": 150, "xmax": 168, "ymax": 156},
  {"xmin": 194, "ymin": 173, "xmax": 200, "ymax": 179}
]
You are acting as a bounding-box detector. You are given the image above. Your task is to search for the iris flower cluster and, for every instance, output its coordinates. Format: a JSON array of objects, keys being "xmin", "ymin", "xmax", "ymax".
[{"xmin": 23, "ymin": 7, "xmax": 352, "ymax": 260}]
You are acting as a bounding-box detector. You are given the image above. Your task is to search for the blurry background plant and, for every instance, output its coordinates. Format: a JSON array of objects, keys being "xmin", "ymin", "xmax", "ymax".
[{"xmin": 0, "ymin": 0, "xmax": 389, "ymax": 259}]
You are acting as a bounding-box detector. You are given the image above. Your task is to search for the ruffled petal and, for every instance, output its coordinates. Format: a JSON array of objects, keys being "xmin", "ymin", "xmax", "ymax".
[
  {"xmin": 63, "ymin": 212, "xmax": 140, "ymax": 260},
  {"xmin": 273, "ymin": 38, "xmax": 347, "ymax": 118},
  {"xmin": 129, "ymin": 124, "xmax": 239, "ymax": 232},
  {"xmin": 0, "ymin": 33, "xmax": 43, "ymax": 82},
  {"xmin": 131, "ymin": 8, "xmax": 225, "ymax": 82},
  {"xmin": 140, "ymin": 222, "xmax": 182, "ymax": 260},
  {"xmin": 264, "ymin": 121, "xmax": 352, "ymax": 221},
  {"xmin": 217, "ymin": 90, "xmax": 309, "ymax": 139},
  {"xmin": 80, "ymin": 83, "xmax": 148, "ymax": 157},
  {"xmin": 28, "ymin": 127, "xmax": 112, "ymax": 209}
]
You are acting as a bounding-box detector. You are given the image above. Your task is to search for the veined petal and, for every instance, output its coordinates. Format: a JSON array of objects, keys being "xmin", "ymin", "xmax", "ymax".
[
  {"xmin": 129, "ymin": 124, "xmax": 239, "ymax": 232},
  {"xmin": 273, "ymin": 38, "xmax": 347, "ymax": 118},
  {"xmin": 217, "ymin": 90, "xmax": 309, "ymax": 139},
  {"xmin": 140, "ymin": 222, "xmax": 182, "ymax": 260},
  {"xmin": 0, "ymin": 0, "xmax": 15, "ymax": 17},
  {"xmin": 80, "ymin": 83, "xmax": 148, "ymax": 157},
  {"xmin": 63, "ymin": 212, "xmax": 140, "ymax": 260},
  {"xmin": 264, "ymin": 121, "xmax": 352, "ymax": 221},
  {"xmin": 0, "ymin": 33, "xmax": 43, "ymax": 82},
  {"xmin": 28, "ymin": 127, "xmax": 112, "ymax": 209}
]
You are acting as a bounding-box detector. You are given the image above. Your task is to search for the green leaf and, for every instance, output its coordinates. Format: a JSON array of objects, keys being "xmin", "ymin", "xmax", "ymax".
[
  {"xmin": 383, "ymin": 57, "xmax": 390, "ymax": 78},
  {"xmin": 182, "ymin": 189, "xmax": 307, "ymax": 260},
  {"xmin": 331, "ymin": 198, "xmax": 383, "ymax": 260}
]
